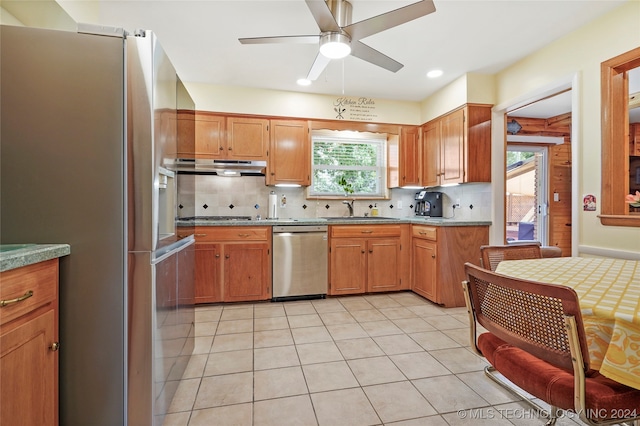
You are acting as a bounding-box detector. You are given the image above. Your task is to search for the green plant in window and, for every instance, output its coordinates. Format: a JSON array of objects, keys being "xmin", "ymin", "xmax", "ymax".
[{"xmin": 337, "ymin": 176, "xmax": 354, "ymax": 194}]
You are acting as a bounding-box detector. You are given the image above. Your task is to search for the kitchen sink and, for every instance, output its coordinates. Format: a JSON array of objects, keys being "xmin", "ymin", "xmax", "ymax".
[{"xmin": 322, "ymin": 216, "xmax": 398, "ymax": 220}]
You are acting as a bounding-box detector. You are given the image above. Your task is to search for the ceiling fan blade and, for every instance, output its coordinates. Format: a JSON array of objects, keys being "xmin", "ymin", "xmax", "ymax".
[
  {"xmin": 306, "ymin": 52, "xmax": 331, "ymax": 81},
  {"xmin": 350, "ymin": 41, "xmax": 403, "ymax": 73},
  {"xmin": 239, "ymin": 35, "xmax": 319, "ymax": 45},
  {"xmin": 305, "ymin": 0, "xmax": 340, "ymax": 32},
  {"xmin": 344, "ymin": 0, "xmax": 435, "ymax": 41}
]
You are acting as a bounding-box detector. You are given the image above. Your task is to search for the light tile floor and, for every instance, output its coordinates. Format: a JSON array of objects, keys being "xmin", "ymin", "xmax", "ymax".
[{"xmin": 162, "ymin": 292, "xmax": 588, "ymax": 426}]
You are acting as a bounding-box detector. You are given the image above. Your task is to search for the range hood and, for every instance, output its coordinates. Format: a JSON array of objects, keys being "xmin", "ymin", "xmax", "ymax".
[{"xmin": 171, "ymin": 159, "xmax": 267, "ymax": 176}]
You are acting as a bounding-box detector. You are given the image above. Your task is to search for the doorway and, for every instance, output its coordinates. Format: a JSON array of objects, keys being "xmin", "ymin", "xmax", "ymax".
[{"xmin": 505, "ymin": 145, "xmax": 549, "ymax": 244}]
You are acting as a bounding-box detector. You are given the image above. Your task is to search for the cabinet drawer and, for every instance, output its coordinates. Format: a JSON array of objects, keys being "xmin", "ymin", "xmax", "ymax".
[
  {"xmin": 194, "ymin": 226, "xmax": 269, "ymax": 242},
  {"xmin": 0, "ymin": 259, "xmax": 58, "ymax": 327},
  {"xmin": 412, "ymin": 226, "xmax": 437, "ymax": 241},
  {"xmin": 331, "ymin": 224, "xmax": 402, "ymax": 238}
]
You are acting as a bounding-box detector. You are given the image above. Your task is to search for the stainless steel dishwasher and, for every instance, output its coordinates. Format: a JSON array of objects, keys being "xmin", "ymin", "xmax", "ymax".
[{"xmin": 272, "ymin": 225, "xmax": 328, "ymax": 301}]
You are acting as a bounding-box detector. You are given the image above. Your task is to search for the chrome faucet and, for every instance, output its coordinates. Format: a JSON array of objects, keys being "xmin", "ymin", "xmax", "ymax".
[{"xmin": 342, "ymin": 199, "xmax": 355, "ymax": 217}]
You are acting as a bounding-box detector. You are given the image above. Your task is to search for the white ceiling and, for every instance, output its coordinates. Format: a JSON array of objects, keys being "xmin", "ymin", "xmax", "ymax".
[{"xmin": 51, "ymin": 0, "xmax": 627, "ymax": 106}]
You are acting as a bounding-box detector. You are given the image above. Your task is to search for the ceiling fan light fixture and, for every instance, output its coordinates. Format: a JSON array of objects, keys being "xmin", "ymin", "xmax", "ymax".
[
  {"xmin": 319, "ymin": 33, "xmax": 351, "ymax": 59},
  {"xmin": 427, "ymin": 69, "xmax": 443, "ymax": 78}
]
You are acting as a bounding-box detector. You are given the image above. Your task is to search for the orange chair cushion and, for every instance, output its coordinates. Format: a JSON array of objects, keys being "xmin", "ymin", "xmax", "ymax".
[{"xmin": 478, "ymin": 332, "xmax": 640, "ymax": 420}]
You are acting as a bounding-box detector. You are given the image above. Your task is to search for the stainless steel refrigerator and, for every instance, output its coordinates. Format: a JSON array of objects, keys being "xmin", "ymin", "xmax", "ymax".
[{"xmin": 1, "ymin": 24, "xmax": 195, "ymax": 426}]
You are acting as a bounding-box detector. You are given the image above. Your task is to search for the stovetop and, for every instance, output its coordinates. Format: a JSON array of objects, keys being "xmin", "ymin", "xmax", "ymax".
[{"xmin": 178, "ymin": 216, "xmax": 252, "ymax": 221}]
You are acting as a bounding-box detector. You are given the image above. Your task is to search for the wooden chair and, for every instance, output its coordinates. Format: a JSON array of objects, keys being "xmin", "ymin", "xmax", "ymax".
[
  {"xmin": 479, "ymin": 244, "xmax": 542, "ymax": 271},
  {"xmin": 462, "ymin": 262, "xmax": 640, "ymax": 426}
]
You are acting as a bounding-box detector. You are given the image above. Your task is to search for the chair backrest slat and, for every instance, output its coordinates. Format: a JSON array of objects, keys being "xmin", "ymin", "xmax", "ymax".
[{"xmin": 464, "ymin": 262, "xmax": 590, "ymax": 372}]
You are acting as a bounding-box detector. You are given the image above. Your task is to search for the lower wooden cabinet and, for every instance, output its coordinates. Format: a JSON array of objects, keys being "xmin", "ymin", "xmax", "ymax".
[
  {"xmin": 412, "ymin": 237, "xmax": 437, "ymax": 301},
  {"xmin": 328, "ymin": 224, "xmax": 409, "ymax": 296},
  {"xmin": 411, "ymin": 224, "xmax": 488, "ymax": 307},
  {"xmin": 195, "ymin": 243, "xmax": 222, "ymax": 304},
  {"xmin": 0, "ymin": 259, "xmax": 59, "ymax": 426},
  {"xmin": 193, "ymin": 226, "xmax": 271, "ymax": 303}
]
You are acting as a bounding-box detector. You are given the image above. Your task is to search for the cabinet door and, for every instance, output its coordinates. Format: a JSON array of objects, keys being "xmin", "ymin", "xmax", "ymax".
[
  {"xmin": 367, "ymin": 238, "xmax": 401, "ymax": 292},
  {"xmin": 194, "ymin": 243, "xmax": 222, "ymax": 304},
  {"xmin": 400, "ymin": 126, "xmax": 420, "ymax": 186},
  {"xmin": 267, "ymin": 120, "xmax": 310, "ymax": 186},
  {"xmin": 411, "ymin": 238, "xmax": 438, "ymax": 302},
  {"xmin": 440, "ymin": 108, "xmax": 465, "ymax": 185},
  {"xmin": 226, "ymin": 117, "xmax": 269, "ymax": 160},
  {"xmin": 329, "ymin": 238, "xmax": 366, "ymax": 295},
  {"xmin": 421, "ymin": 121, "xmax": 440, "ymax": 187},
  {"xmin": 1, "ymin": 309, "xmax": 57, "ymax": 426},
  {"xmin": 223, "ymin": 243, "xmax": 270, "ymax": 302},
  {"xmin": 177, "ymin": 112, "xmax": 225, "ymax": 159}
]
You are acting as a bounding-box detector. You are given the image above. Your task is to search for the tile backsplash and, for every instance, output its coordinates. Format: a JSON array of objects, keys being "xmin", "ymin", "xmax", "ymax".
[{"xmin": 177, "ymin": 175, "xmax": 491, "ymax": 221}]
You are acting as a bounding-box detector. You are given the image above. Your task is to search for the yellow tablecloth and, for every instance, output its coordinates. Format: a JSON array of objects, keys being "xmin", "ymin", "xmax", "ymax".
[{"xmin": 495, "ymin": 257, "xmax": 640, "ymax": 390}]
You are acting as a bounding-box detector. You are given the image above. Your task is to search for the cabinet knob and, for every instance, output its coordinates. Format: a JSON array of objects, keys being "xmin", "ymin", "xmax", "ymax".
[
  {"xmin": 50, "ymin": 342, "xmax": 60, "ymax": 352},
  {"xmin": 431, "ymin": 254, "xmax": 436, "ymax": 259},
  {"xmin": 225, "ymin": 254, "xmax": 230, "ymax": 259},
  {"xmin": 361, "ymin": 250, "xmax": 365, "ymax": 254},
  {"xmin": 228, "ymin": 147, "xmax": 233, "ymax": 151},
  {"xmin": 369, "ymin": 249, "xmax": 373, "ymax": 253},
  {"xmin": 219, "ymin": 147, "xmax": 224, "ymax": 150},
  {"xmin": 215, "ymin": 254, "xmax": 220, "ymax": 258}
]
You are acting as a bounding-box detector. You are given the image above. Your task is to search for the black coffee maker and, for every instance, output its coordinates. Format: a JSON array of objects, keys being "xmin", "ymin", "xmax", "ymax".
[{"xmin": 414, "ymin": 190, "xmax": 443, "ymax": 217}]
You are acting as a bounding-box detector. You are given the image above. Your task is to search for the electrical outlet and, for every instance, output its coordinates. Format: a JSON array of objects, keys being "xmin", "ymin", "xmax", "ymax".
[
  {"xmin": 397, "ymin": 200, "xmax": 403, "ymax": 209},
  {"xmin": 454, "ymin": 198, "xmax": 461, "ymax": 208}
]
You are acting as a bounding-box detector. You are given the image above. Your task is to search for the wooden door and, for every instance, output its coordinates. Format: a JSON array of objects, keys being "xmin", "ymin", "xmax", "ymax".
[
  {"xmin": 226, "ymin": 117, "xmax": 269, "ymax": 160},
  {"xmin": 267, "ymin": 120, "xmax": 310, "ymax": 185},
  {"xmin": 421, "ymin": 121, "xmax": 440, "ymax": 187},
  {"xmin": 411, "ymin": 238, "xmax": 438, "ymax": 302},
  {"xmin": 400, "ymin": 126, "xmax": 420, "ymax": 186},
  {"xmin": 367, "ymin": 238, "xmax": 401, "ymax": 292},
  {"xmin": 329, "ymin": 238, "xmax": 366, "ymax": 295},
  {"xmin": 440, "ymin": 108, "xmax": 465, "ymax": 184},
  {"xmin": 194, "ymin": 243, "xmax": 222, "ymax": 304},
  {"xmin": 223, "ymin": 243, "xmax": 270, "ymax": 302},
  {"xmin": 1, "ymin": 309, "xmax": 57, "ymax": 426}
]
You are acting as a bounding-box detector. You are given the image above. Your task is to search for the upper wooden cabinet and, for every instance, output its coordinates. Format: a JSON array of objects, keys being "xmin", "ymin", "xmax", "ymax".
[
  {"xmin": 267, "ymin": 119, "xmax": 310, "ymax": 186},
  {"xmin": 421, "ymin": 104, "xmax": 492, "ymax": 186},
  {"xmin": 226, "ymin": 117, "xmax": 269, "ymax": 160},
  {"xmin": 177, "ymin": 112, "xmax": 269, "ymax": 160},
  {"xmin": 177, "ymin": 111, "xmax": 225, "ymax": 159},
  {"xmin": 400, "ymin": 126, "xmax": 421, "ymax": 187}
]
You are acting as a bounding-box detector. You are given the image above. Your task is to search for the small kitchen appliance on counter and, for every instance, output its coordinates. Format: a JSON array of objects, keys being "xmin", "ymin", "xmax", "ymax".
[{"xmin": 414, "ymin": 190, "xmax": 444, "ymax": 217}]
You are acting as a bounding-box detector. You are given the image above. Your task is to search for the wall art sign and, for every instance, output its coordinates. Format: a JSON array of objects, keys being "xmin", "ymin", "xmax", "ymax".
[{"xmin": 332, "ymin": 97, "xmax": 378, "ymax": 121}]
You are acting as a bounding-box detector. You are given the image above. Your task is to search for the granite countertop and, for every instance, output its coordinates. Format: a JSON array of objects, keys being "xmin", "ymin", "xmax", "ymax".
[
  {"xmin": 177, "ymin": 217, "xmax": 491, "ymax": 227},
  {"xmin": 0, "ymin": 244, "xmax": 71, "ymax": 273}
]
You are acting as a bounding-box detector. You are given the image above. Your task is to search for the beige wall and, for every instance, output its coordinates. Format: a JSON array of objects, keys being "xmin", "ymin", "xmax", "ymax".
[
  {"xmin": 1, "ymin": 0, "xmax": 74, "ymax": 30},
  {"xmin": 186, "ymin": 82, "xmax": 422, "ymax": 125},
  {"xmin": 493, "ymin": 0, "xmax": 640, "ymax": 256}
]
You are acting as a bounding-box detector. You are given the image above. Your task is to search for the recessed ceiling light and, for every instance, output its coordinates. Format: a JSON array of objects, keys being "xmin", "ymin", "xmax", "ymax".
[
  {"xmin": 427, "ymin": 69, "xmax": 443, "ymax": 78},
  {"xmin": 297, "ymin": 78, "xmax": 311, "ymax": 86}
]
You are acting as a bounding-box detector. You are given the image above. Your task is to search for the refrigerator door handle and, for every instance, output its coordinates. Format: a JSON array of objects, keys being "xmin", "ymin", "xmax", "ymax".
[{"xmin": 152, "ymin": 235, "xmax": 195, "ymax": 264}]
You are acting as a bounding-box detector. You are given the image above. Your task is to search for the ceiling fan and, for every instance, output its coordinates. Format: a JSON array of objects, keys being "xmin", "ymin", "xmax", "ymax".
[{"xmin": 239, "ymin": 0, "xmax": 436, "ymax": 80}]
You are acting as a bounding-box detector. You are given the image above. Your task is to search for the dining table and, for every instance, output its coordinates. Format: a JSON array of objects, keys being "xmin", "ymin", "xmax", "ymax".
[{"xmin": 495, "ymin": 256, "xmax": 640, "ymax": 390}]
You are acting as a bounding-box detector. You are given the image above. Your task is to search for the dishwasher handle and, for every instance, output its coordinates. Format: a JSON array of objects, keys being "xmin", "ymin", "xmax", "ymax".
[{"xmin": 273, "ymin": 225, "xmax": 328, "ymax": 233}]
